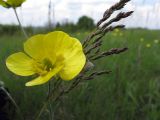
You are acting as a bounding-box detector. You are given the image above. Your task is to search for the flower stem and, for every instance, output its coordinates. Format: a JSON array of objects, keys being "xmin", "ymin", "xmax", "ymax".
[
  {"xmin": 35, "ymin": 102, "xmax": 48, "ymax": 120},
  {"xmin": 35, "ymin": 79, "xmax": 62, "ymax": 120},
  {"xmin": 0, "ymin": 87, "xmax": 25, "ymax": 120},
  {"xmin": 13, "ymin": 8, "xmax": 28, "ymax": 39},
  {"xmin": 48, "ymin": 81, "xmax": 54, "ymax": 120}
]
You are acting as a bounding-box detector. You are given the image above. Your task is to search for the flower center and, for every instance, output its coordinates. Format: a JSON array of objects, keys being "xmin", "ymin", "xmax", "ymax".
[
  {"xmin": 42, "ymin": 58, "xmax": 54, "ymax": 71},
  {"xmin": 34, "ymin": 58, "xmax": 55, "ymax": 76}
]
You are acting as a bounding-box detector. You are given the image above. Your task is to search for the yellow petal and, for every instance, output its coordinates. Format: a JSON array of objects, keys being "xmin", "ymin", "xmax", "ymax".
[
  {"xmin": 44, "ymin": 31, "xmax": 80, "ymax": 58},
  {"xmin": 25, "ymin": 65, "xmax": 63, "ymax": 86},
  {"xmin": 7, "ymin": 0, "xmax": 25, "ymax": 7},
  {"xmin": 59, "ymin": 49, "xmax": 86, "ymax": 80},
  {"xmin": 24, "ymin": 34, "xmax": 46, "ymax": 61},
  {"xmin": 44, "ymin": 31, "xmax": 86, "ymax": 80},
  {"xmin": 6, "ymin": 52, "xmax": 35, "ymax": 76},
  {"xmin": 0, "ymin": 0, "xmax": 9, "ymax": 8}
]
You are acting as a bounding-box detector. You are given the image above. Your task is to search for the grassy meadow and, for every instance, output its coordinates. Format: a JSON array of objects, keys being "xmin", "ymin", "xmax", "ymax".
[{"xmin": 0, "ymin": 29, "xmax": 160, "ymax": 120}]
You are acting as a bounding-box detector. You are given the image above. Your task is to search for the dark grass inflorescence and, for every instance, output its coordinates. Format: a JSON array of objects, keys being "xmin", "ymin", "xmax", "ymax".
[
  {"xmin": 43, "ymin": 0, "xmax": 133, "ymax": 107},
  {"xmin": 78, "ymin": 0, "xmax": 133, "ymax": 87}
]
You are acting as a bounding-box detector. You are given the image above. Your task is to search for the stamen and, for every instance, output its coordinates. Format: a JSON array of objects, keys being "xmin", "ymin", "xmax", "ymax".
[{"xmin": 33, "ymin": 58, "xmax": 55, "ymax": 75}]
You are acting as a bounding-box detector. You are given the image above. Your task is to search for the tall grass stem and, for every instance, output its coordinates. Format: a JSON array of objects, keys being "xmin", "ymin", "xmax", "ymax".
[
  {"xmin": 48, "ymin": 81, "xmax": 54, "ymax": 120},
  {"xmin": 13, "ymin": 8, "xmax": 28, "ymax": 39}
]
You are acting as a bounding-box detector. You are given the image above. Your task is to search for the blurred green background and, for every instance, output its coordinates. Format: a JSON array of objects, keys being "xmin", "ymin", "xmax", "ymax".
[{"xmin": 0, "ymin": 20, "xmax": 160, "ymax": 119}]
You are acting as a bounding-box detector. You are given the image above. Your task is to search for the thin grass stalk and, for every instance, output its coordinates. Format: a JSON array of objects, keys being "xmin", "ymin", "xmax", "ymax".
[
  {"xmin": 48, "ymin": 81, "xmax": 54, "ymax": 120},
  {"xmin": 13, "ymin": 8, "xmax": 28, "ymax": 39},
  {"xmin": 35, "ymin": 79, "xmax": 61, "ymax": 120}
]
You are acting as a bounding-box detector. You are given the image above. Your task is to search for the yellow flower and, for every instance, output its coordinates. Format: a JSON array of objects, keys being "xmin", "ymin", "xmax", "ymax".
[
  {"xmin": 146, "ymin": 43, "xmax": 151, "ymax": 48},
  {"xmin": 0, "ymin": 0, "xmax": 25, "ymax": 8},
  {"xmin": 6, "ymin": 31, "xmax": 86, "ymax": 86},
  {"xmin": 140, "ymin": 38, "xmax": 144, "ymax": 42},
  {"xmin": 114, "ymin": 28, "xmax": 120, "ymax": 33},
  {"xmin": 154, "ymin": 39, "xmax": 159, "ymax": 44}
]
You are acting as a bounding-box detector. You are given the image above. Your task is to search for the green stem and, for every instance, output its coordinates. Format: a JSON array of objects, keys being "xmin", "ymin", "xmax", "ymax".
[
  {"xmin": 35, "ymin": 79, "xmax": 61, "ymax": 120},
  {"xmin": 0, "ymin": 87, "xmax": 25, "ymax": 120},
  {"xmin": 35, "ymin": 102, "xmax": 48, "ymax": 120},
  {"xmin": 13, "ymin": 8, "xmax": 28, "ymax": 39},
  {"xmin": 35, "ymin": 82, "xmax": 54, "ymax": 120},
  {"xmin": 48, "ymin": 81, "xmax": 54, "ymax": 120}
]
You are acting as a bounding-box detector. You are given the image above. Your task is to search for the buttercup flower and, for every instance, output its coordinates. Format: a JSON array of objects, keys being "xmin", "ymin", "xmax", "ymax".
[
  {"xmin": 140, "ymin": 38, "xmax": 144, "ymax": 42},
  {"xmin": 154, "ymin": 39, "xmax": 159, "ymax": 44},
  {"xmin": 0, "ymin": 0, "xmax": 25, "ymax": 8},
  {"xmin": 6, "ymin": 31, "xmax": 86, "ymax": 86},
  {"xmin": 114, "ymin": 28, "xmax": 120, "ymax": 33},
  {"xmin": 146, "ymin": 43, "xmax": 151, "ymax": 48}
]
